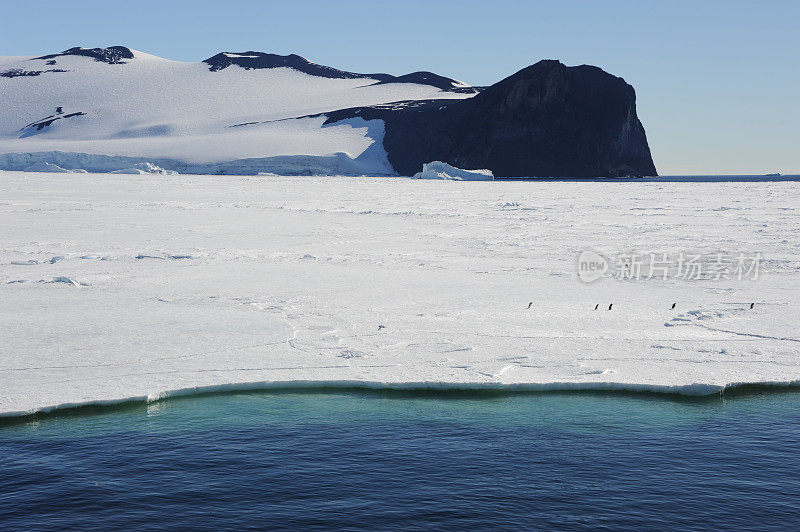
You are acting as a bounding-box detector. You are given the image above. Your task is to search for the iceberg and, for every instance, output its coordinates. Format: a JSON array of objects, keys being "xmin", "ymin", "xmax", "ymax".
[
  {"xmin": 412, "ymin": 161, "xmax": 494, "ymax": 181},
  {"xmin": 110, "ymin": 162, "xmax": 177, "ymax": 175}
]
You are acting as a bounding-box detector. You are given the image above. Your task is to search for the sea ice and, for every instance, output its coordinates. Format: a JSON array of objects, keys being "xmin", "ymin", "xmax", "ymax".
[{"xmin": 1, "ymin": 171, "xmax": 798, "ymax": 416}]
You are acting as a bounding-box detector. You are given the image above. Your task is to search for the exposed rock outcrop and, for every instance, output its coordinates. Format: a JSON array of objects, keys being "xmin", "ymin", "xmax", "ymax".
[
  {"xmin": 35, "ymin": 46, "xmax": 134, "ymax": 64},
  {"xmin": 203, "ymin": 52, "xmax": 477, "ymax": 93},
  {"xmin": 325, "ymin": 60, "xmax": 657, "ymax": 177}
]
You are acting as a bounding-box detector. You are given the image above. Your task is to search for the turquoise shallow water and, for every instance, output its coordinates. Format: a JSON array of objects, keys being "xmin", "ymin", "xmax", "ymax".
[{"xmin": 2, "ymin": 389, "xmax": 800, "ymax": 530}]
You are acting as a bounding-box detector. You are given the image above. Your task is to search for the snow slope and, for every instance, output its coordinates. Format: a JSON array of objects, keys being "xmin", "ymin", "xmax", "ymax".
[
  {"xmin": 1, "ymin": 171, "xmax": 799, "ymax": 416},
  {"xmin": 0, "ymin": 48, "xmax": 474, "ymax": 174}
]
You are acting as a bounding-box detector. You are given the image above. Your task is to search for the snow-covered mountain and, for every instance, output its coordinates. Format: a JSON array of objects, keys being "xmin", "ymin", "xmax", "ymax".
[
  {"xmin": 0, "ymin": 46, "xmax": 476, "ymax": 175},
  {"xmin": 0, "ymin": 46, "xmax": 656, "ymax": 177}
]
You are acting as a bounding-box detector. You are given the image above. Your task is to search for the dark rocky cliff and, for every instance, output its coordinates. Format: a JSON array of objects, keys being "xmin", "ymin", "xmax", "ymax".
[{"xmin": 325, "ymin": 60, "xmax": 657, "ymax": 177}]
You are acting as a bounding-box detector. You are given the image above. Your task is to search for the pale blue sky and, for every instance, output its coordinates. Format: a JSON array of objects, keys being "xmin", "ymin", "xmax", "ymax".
[{"xmin": 1, "ymin": 0, "xmax": 797, "ymax": 174}]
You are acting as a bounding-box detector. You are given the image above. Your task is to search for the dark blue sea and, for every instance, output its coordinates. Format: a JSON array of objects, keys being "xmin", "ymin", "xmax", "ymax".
[{"xmin": 2, "ymin": 389, "xmax": 800, "ymax": 530}]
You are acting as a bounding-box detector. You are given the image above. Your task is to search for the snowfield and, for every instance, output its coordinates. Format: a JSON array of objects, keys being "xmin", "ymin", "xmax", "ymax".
[
  {"xmin": 1, "ymin": 171, "xmax": 799, "ymax": 416},
  {"xmin": 0, "ymin": 49, "xmax": 473, "ymax": 175}
]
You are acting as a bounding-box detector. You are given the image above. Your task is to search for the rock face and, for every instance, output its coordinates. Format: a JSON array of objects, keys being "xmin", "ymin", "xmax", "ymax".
[
  {"xmin": 203, "ymin": 52, "xmax": 477, "ymax": 93},
  {"xmin": 204, "ymin": 51, "xmax": 376, "ymax": 78},
  {"xmin": 326, "ymin": 60, "xmax": 657, "ymax": 177},
  {"xmin": 34, "ymin": 46, "xmax": 134, "ymax": 64}
]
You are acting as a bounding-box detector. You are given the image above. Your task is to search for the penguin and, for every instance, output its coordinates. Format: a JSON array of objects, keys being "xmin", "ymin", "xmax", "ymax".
[
  {"xmin": 378, "ymin": 325, "xmax": 385, "ymax": 331},
  {"xmin": 671, "ymin": 303, "xmax": 676, "ymax": 309},
  {"xmin": 594, "ymin": 304, "xmax": 599, "ymax": 310},
  {"xmin": 750, "ymin": 303, "xmax": 754, "ymax": 310},
  {"xmin": 527, "ymin": 302, "xmax": 533, "ymax": 309},
  {"xmin": 608, "ymin": 303, "xmax": 613, "ymax": 310}
]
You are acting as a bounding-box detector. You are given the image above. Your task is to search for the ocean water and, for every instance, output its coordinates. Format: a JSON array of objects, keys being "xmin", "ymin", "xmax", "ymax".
[{"xmin": 2, "ymin": 389, "xmax": 799, "ymax": 530}]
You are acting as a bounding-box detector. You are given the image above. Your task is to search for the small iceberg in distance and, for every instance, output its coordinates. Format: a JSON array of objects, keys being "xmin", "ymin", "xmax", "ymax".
[
  {"xmin": 110, "ymin": 162, "xmax": 177, "ymax": 175},
  {"xmin": 764, "ymin": 173, "xmax": 782, "ymax": 177},
  {"xmin": 412, "ymin": 161, "xmax": 494, "ymax": 181}
]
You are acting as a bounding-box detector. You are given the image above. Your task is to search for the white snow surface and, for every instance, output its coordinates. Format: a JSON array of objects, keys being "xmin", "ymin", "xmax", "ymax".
[
  {"xmin": 413, "ymin": 161, "xmax": 494, "ymax": 180},
  {"xmin": 1, "ymin": 171, "xmax": 800, "ymax": 416},
  {"xmin": 0, "ymin": 50, "xmax": 473, "ymax": 174}
]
